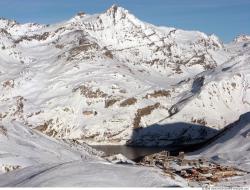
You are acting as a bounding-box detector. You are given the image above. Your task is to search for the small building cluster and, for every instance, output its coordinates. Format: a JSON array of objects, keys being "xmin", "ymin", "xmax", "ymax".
[{"xmin": 138, "ymin": 151, "xmax": 246, "ymax": 185}]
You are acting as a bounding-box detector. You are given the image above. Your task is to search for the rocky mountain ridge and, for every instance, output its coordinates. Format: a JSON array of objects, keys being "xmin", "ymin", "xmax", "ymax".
[{"xmin": 0, "ymin": 5, "xmax": 250, "ymax": 146}]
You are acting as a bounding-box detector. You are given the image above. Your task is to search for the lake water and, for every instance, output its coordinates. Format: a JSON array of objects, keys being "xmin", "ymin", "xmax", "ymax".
[
  {"xmin": 91, "ymin": 140, "xmax": 210, "ymax": 161},
  {"xmin": 91, "ymin": 145, "xmax": 179, "ymax": 161}
]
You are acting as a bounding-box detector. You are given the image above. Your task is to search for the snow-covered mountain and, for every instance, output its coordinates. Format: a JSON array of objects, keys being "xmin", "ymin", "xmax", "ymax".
[
  {"xmin": 0, "ymin": 5, "xmax": 250, "ymax": 148},
  {"xmin": 195, "ymin": 112, "xmax": 250, "ymax": 172},
  {"xmin": 1, "ymin": 5, "xmax": 250, "ymax": 187},
  {"xmin": 189, "ymin": 112, "xmax": 250, "ymax": 186}
]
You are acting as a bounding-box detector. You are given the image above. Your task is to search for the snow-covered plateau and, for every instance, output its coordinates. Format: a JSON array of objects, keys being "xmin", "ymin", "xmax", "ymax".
[{"xmin": 0, "ymin": 5, "xmax": 250, "ymax": 187}]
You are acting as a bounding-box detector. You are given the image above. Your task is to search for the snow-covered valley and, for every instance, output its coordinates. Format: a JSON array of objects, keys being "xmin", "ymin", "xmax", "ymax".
[{"xmin": 0, "ymin": 5, "xmax": 250, "ymax": 187}]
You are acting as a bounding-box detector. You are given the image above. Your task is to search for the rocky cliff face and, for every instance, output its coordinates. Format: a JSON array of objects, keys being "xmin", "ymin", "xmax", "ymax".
[{"xmin": 0, "ymin": 6, "xmax": 249, "ymax": 146}]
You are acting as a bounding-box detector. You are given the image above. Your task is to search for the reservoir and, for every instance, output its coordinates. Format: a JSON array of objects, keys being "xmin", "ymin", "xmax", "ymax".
[
  {"xmin": 91, "ymin": 141, "xmax": 212, "ymax": 161},
  {"xmin": 91, "ymin": 145, "xmax": 181, "ymax": 160}
]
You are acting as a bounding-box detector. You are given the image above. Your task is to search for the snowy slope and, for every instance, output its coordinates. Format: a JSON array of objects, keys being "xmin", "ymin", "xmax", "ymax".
[
  {"xmin": 0, "ymin": 5, "xmax": 249, "ymax": 147},
  {"xmin": 0, "ymin": 160, "xmax": 186, "ymax": 187},
  {"xmin": 0, "ymin": 121, "xmax": 96, "ymax": 173},
  {"xmin": 0, "ymin": 122, "xmax": 186, "ymax": 187},
  {"xmin": 193, "ymin": 112, "xmax": 250, "ymax": 172},
  {"xmin": 189, "ymin": 112, "xmax": 250, "ymax": 186}
]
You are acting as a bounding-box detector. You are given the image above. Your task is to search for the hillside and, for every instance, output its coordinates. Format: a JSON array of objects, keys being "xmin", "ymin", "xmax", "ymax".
[
  {"xmin": 0, "ymin": 5, "xmax": 250, "ymax": 187},
  {"xmin": 0, "ymin": 6, "xmax": 249, "ymax": 146}
]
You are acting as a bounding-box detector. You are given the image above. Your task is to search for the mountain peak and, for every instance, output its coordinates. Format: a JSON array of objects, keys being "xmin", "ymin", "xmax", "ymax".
[
  {"xmin": 234, "ymin": 35, "xmax": 250, "ymax": 43},
  {"xmin": 0, "ymin": 17, "xmax": 18, "ymax": 27},
  {"xmin": 107, "ymin": 4, "xmax": 119, "ymax": 12},
  {"xmin": 106, "ymin": 4, "xmax": 125, "ymax": 13},
  {"xmin": 105, "ymin": 4, "xmax": 129, "ymax": 20}
]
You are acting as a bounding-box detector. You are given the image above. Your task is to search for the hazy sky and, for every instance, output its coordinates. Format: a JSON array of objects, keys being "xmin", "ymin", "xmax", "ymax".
[{"xmin": 0, "ymin": 0, "xmax": 249, "ymax": 42}]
